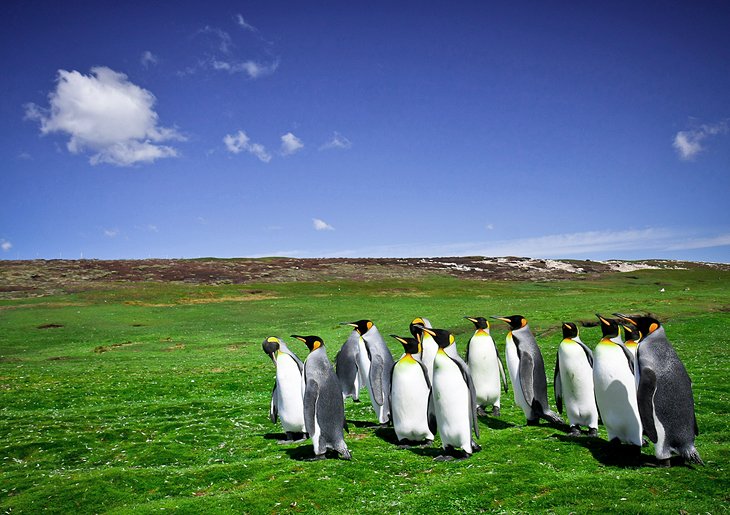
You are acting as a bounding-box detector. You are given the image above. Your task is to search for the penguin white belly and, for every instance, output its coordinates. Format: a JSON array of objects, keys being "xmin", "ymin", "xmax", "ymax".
[
  {"xmin": 558, "ymin": 343, "xmax": 597, "ymax": 428},
  {"xmin": 505, "ymin": 336, "xmax": 531, "ymax": 417},
  {"xmin": 276, "ymin": 353, "xmax": 306, "ymax": 433},
  {"xmin": 420, "ymin": 336, "xmax": 438, "ymax": 383},
  {"xmin": 469, "ymin": 334, "xmax": 501, "ymax": 407},
  {"xmin": 391, "ymin": 358, "xmax": 434, "ymax": 442},
  {"xmin": 593, "ymin": 343, "xmax": 642, "ymax": 445},
  {"xmin": 432, "ymin": 353, "xmax": 472, "ymax": 452}
]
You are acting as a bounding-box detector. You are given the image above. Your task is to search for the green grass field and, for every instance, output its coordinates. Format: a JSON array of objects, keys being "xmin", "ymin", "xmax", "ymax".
[{"xmin": 1, "ymin": 265, "xmax": 729, "ymax": 513}]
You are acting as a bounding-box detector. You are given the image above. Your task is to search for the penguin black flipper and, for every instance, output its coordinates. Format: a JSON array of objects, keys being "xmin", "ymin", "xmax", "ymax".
[
  {"xmin": 303, "ymin": 379, "xmax": 319, "ymax": 438},
  {"xmin": 370, "ymin": 354, "xmax": 386, "ymax": 406},
  {"xmin": 554, "ymin": 351, "xmax": 563, "ymax": 414},
  {"xmin": 270, "ymin": 383, "xmax": 279, "ymax": 423},
  {"xmin": 495, "ymin": 341, "xmax": 508, "ymax": 393},
  {"xmin": 576, "ymin": 341, "xmax": 594, "ymax": 367},
  {"xmin": 518, "ymin": 351, "xmax": 536, "ymax": 408},
  {"xmin": 427, "ymin": 390, "xmax": 437, "ymax": 435},
  {"xmin": 637, "ymin": 367, "xmax": 658, "ymax": 443},
  {"xmin": 449, "ymin": 354, "xmax": 480, "ymax": 439}
]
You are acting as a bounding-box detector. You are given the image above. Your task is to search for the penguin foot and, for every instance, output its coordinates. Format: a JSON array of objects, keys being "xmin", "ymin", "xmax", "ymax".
[
  {"xmin": 588, "ymin": 428, "xmax": 598, "ymax": 437},
  {"xmin": 434, "ymin": 454, "xmax": 455, "ymax": 462},
  {"xmin": 339, "ymin": 449, "xmax": 352, "ymax": 461},
  {"xmin": 491, "ymin": 406, "xmax": 501, "ymax": 417},
  {"xmin": 567, "ymin": 425, "xmax": 582, "ymax": 437},
  {"xmin": 307, "ymin": 454, "xmax": 327, "ymax": 461},
  {"xmin": 526, "ymin": 418, "xmax": 540, "ymax": 426},
  {"xmin": 657, "ymin": 458, "xmax": 671, "ymax": 468},
  {"xmin": 476, "ymin": 406, "xmax": 488, "ymax": 417},
  {"xmin": 471, "ymin": 441, "xmax": 482, "ymax": 453}
]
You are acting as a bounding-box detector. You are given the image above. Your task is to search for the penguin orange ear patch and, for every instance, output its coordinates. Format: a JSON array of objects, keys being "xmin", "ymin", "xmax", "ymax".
[
  {"xmin": 367, "ymin": 321, "xmax": 373, "ymax": 331},
  {"xmin": 649, "ymin": 322, "xmax": 659, "ymax": 334},
  {"xmin": 449, "ymin": 334, "xmax": 455, "ymax": 345},
  {"xmin": 266, "ymin": 337, "xmax": 279, "ymax": 343},
  {"xmin": 521, "ymin": 318, "xmax": 527, "ymax": 327}
]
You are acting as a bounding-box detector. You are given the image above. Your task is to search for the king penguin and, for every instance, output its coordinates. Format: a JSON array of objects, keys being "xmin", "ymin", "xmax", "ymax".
[
  {"xmin": 464, "ymin": 317, "xmax": 508, "ymax": 416},
  {"xmin": 553, "ymin": 323, "xmax": 598, "ymax": 436},
  {"xmin": 620, "ymin": 320, "xmax": 641, "ymax": 389},
  {"xmin": 615, "ymin": 314, "xmax": 703, "ymax": 467},
  {"xmin": 410, "ymin": 317, "xmax": 438, "ymax": 383},
  {"xmin": 262, "ymin": 337, "xmax": 307, "ymax": 442},
  {"xmin": 335, "ymin": 328, "xmax": 361, "ymax": 402},
  {"xmin": 592, "ymin": 315, "xmax": 642, "ymax": 450},
  {"xmin": 493, "ymin": 315, "xmax": 563, "ymax": 426},
  {"xmin": 343, "ymin": 320, "xmax": 394, "ymax": 424},
  {"xmin": 389, "ymin": 335, "xmax": 434, "ymax": 445},
  {"xmin": 292, "ymin": 335, "xmax": 351, "ymax": 460},
  {"xmin": 418, "ymin": 325, "xmax": 480, "ymax": 460}
]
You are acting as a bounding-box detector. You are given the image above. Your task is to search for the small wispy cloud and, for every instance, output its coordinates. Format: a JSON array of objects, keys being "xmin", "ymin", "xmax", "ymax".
[
  {"xmin": 486, "ymin": 224, "xmax": 494, "ymax": 230},
  {"xmin": 141, "ymin": 50, "xmax": 158, "ymax": 68},
  {"xmin": 281, "ymin": 132, "xmax": 304, "ymax": 155},
  {"xmin": 210, "ymin": 58, "xmax": 278, "ymax": 79},
  {"xmin": 104, "ymin": 228, "xmax": 119, "ymax": 238},
  {"xmin": 320, "ymin": 132, "xmax": 352, "ymax": 151},
  {"xmin": 313, "ymin": 218, "xmax": 334, "ymax": 231},
  {"xmin": 673, "ymin": 121, "xmax": 728, "ymax": 160},
  {"xmin": 1, "ymin": 239, "xmax": 12, "ymax": 252},
  {"xmin": 223, "ymin": 130, "xmax": 271, "ymax": 162},
  {"xmin": 235, "ymin": 13, "xmax": 257, "ymax": 32},
  {"xmin": 199, "ymin": 25, "xmax": 233, "ymax": 53}
]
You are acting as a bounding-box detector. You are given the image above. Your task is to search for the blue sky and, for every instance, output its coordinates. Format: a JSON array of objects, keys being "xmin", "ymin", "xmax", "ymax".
[{"xmin": 2, "ymin": 1, "xmax": 729, "ymax": 261}]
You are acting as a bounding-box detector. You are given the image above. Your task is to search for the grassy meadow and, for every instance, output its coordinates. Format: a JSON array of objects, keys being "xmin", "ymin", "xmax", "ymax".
[{"xmin": 1, "ymin": 264, "xmax": 729, "ymax": 513}]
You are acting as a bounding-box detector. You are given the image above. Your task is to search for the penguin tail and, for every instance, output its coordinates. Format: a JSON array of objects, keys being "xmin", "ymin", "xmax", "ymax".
[
  {"xmin": 681, "ymin": 447, "xmax": 704, "ymax": 466},
  {"xmin": 540, "ymin": 410, "xmax": 565, "ymax": 426}
]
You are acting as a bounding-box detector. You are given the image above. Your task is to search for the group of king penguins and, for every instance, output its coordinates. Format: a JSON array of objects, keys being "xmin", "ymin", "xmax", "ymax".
[{"xmin": 262, "ymin": 312, "xmax": 702, "ymax": 467}]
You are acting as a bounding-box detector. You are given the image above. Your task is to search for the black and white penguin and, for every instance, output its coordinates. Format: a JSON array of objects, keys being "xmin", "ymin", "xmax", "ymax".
[
  {"xmin": 335, "ymin": 329, "xmax": 361, "ymax": 401},
  {"xmin": 614, "ymin": 314, "xmax": 703, "ymax": 467},
  {"xmin": 292, "ymin": 335, "xmax": 351, "ymax": 460},
  {"xmin": 553, "ymin": 323, "xmax": 598, "ymax": 436},
  {"xmin": 464, "ymin": 316, "xmax": 508, "ymax": 416},
  {"xmin": 262, "ymin": 336, "xmax": 307, "ymax": 442},
  {"xmin": 592, "ymin": 315, "xmax": 642, "ymax": 450},
  {"xmin": 418, "ymin": 325, "xmax": 480, "ymax": 460},
  {"xmin": 389, "ymin": 335, "xmax": 434, "ymax": 445},
  {"xmin": 410, "ymin": 317, "xmax": 437, "ymax": 383},
  {"xmin": 492, "ymin": 315, "xmax": 563, "ymax": 426},
  {"xmin": 620, "ymin": 320, "xmax": 641, "ymax": 389},
  {"xmin": 343, "ymin": 320, "xmax": 394, "ymax": 424}
]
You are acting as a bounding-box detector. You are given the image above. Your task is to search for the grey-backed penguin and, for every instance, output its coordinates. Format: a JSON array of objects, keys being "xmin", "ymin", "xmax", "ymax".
[
  {"xmin": 262, "ymin": 337, "xmax": 307, "ymax": 442},
  {"xmin": 342, "ymin": 320, "xmax": 394, "ymax": 424},
  {"xmin": 493, "ymin": 315, "xmax": 563, "ymax": 426},
  {"xmin": 553, "ymin": 323, "xmax": 598, "ymax": 436},
  {"xmin": 615, "ymin": 314, "xmax": 703, "ymax": 467},
  {"xmin": 389, "ymin": 335, "xmax": 434, "ymax": 445},
  {"xmin": 292, "ymin": 335, "xmax": 351, "ymax": 460},
  {"xmin": 465, "ymin": 317, "xmax": 508, "ymax": 416},
  {"xmin": 419, "ymin": 325, "xmax": 480, "ymax": 460},
  {"xmin": 409, "ymin": 317, "xmax": 437, "ymax": 383},
  {"xmin": 592, "ymin": 315, "xmax": 642, "ymax": 450},
  {"xmin": 335, "ymin": 329, "xmax": 362, "ymax": 401}
]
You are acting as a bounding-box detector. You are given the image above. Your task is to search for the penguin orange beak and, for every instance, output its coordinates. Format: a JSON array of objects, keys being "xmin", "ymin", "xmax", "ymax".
[
  {"xmin": 414, "ymin": 324, "xmax": 436, "ymax": 337},
  {"xmin": 613, "ymin": 313, "xmax": 637, "ymax": 325},
  {"xmin": 491, "ymin": 316, "xmax": 511, "ymax": 324}
]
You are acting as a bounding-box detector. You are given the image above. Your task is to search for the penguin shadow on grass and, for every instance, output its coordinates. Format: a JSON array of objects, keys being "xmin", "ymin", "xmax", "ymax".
[{"xmin": 556, "ymin": 434, "xmax": 659, "ymax": 468}]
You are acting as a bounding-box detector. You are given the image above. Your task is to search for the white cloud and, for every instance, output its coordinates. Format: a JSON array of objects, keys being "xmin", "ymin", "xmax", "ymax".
[
  {"xmin": 141, "ymin": 51, "xmax": 158, "ymax": 68},
  {"xmin": 200, "ymin": 26, "xmax": 233, "ymax": 53},
  {"xmin": 25, "ymin": 67, "xmax": 184, "ymax": 166},
  {"xmin": 486, "ymin": 224, "xmax": 494, "ymax": 230},
  {"xmin": 320, "ymin": 132, "xmax": 352, "ymax": 150},
  {"xmin": 235, "ymin": 13, "xmax": 257, "ymax": 32},
  {"xmin": 313, "ymin": 218, "xmax": 335, "ymax": 231},
  {"xmin": 104, "ymin": 228, "xmax": 119, "ymax": 238},
  {"xmin": 223, "ymin": 130, "xmax": 271, "ymax": 162},
  {"xmin": 673, "ymin": 121, "xmax": 728, "ymax": 160},
  {"xmin": 1, "ymin": 239, "xmax": 12, "ymax": 252},
  {"xmin": 281, "ymin": 132, "xmax": 304, "ymax": 155},
  {"xmin": 210, "ymin": 58, "xmax": 278, "ymax": 79}
]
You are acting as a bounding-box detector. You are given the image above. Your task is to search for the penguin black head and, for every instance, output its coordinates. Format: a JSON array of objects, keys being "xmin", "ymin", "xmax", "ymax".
[
  {"xmin": 620, "ymin": 321, "xmax": 641, "ymax": 342},
  {"xmin": 614, "ymin": 313, "xmax": 662, "ymax": 340},
  {"xmin": 341, "ymin": 320, "xmax": 373, "ymax": 335},
  {"xmin": 492, "ymin": 315, "xmax": 527, "ymax": 330},
  {"xmin": 409, "ymin": 317, "xmax": 430, "ymax": 340},
  {"xmin": 262, "ymin": 336, "xmax": 281, "ymax": 363},
  {"xmin": 417, "ymin": 326, "xmax": 454, "ymax": 349},
  {"xmin": 465, "ymin": 316, "xmax": 489, "ymax": 330},
  {"xmin": 391, "ymin": 335, "xmax": 420, "ymax": 355},
  {"xmin": 562, "ymin": 322, "xmax": 579, "ymax": 339},
  {"xmin": 291, "ymin": 335, "xmax": 324, "ymax": 352},
  {"xmin": 596, "ymin": 314, "xmax": 619, "ymax": 338}
]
